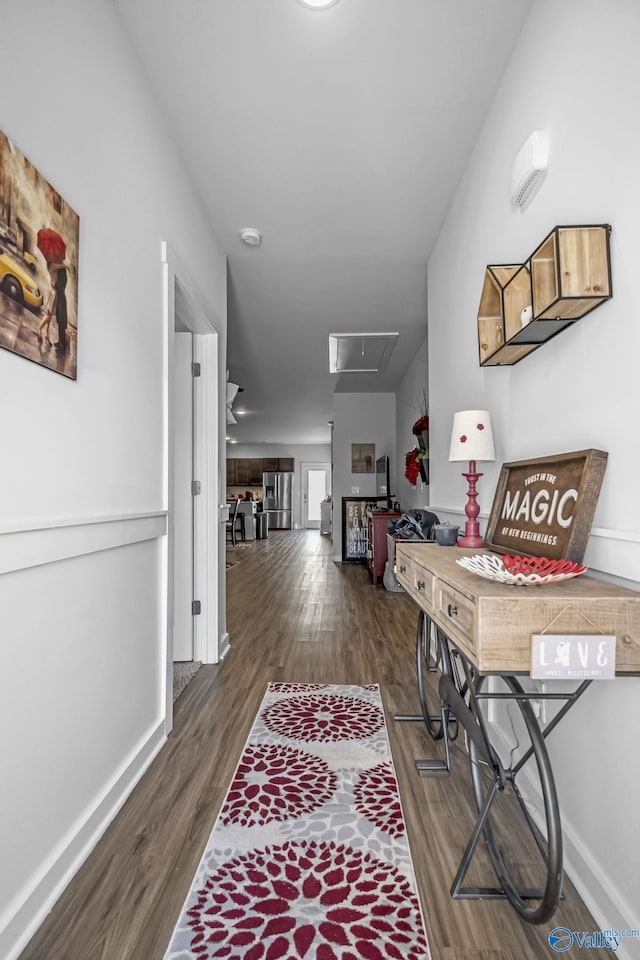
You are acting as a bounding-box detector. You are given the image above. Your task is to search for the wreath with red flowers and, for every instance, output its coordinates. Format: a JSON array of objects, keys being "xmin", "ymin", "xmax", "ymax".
[{"xmin": 405, "ymin": 447, "xmax": 428, "ymax": 486}]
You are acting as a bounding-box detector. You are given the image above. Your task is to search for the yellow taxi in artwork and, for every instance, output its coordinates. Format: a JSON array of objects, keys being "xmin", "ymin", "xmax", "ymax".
[{"xmin": 0, "ymin": 245, "xmax": 43, "ymax": 309}]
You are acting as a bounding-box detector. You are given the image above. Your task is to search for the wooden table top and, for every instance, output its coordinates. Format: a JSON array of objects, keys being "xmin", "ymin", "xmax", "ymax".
[{"xmin": 394, "ymin": 542, "xmax": 640, "ymax": 675}]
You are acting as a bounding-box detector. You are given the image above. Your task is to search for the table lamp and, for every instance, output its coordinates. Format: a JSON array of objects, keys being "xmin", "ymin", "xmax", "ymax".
[{"xmin": 449, "ymin": 410, "xmax": 495, "ymax": 548}]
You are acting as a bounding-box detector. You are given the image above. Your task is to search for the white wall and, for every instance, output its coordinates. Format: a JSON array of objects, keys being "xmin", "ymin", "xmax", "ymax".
[
  {"xmin": 228, "ymin": 443, "xmax": 332, "ymax": 529},
  {"xmin": 395, "ymin": 337, "xmax": 430, "ymax": 511},
  {"xmin": 427, "ymin": 0, "xmax": 640, "ymax": 949},
  {"xmin": 0, "ymin": 3, "xmax": 227, "ymax": 958},
  {"xmin": 332, "ymin": 394, "xmax": 395, "ymax": 562}
]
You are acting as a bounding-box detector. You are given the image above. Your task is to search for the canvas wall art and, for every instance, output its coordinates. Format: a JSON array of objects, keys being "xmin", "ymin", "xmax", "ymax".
[
  {"xmin": 351, "ymin": 443, "xmax": 375, "ymax": 474},
  {"xmin": 0, "ymin": 130, "xmax": 79, "ymax": 379}
]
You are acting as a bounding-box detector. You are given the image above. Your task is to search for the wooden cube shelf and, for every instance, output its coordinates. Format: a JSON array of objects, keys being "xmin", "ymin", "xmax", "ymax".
[
  {"xmin": 477, "ymin": 264, "xmax": 538, "ymax": 366},
  {"xmin": 531, "ymin": 225, "xmax": 612, "ymax": 319},
  {"xmin": 478, "ymin": 224, "xmax": 612, "ymax": 367}
]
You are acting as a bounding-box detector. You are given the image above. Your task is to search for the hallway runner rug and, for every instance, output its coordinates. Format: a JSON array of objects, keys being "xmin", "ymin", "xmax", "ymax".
[{"xmin": 164, "ymin": 682, "xmax": 430, "ymax": 960}]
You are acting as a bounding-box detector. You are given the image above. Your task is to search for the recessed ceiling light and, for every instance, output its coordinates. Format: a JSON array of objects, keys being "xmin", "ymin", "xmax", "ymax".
[
  {"xmin": 240, "ymin": 228, "xmax": 262, "ymax": 246},
  {"xmin": 298, "ymin": 0, "xmax": 339, "ymax": 8}
]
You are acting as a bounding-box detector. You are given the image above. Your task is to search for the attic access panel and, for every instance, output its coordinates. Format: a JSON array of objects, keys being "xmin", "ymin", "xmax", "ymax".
[{"xmin": 329, "ymin": 332, "xmax": 399, "ymax": 373}]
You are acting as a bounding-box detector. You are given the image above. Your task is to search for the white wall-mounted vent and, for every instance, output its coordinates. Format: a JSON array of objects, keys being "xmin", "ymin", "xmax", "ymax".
[{"xmin": 510, "ymin": 130, "xmax": 549, "ymax": 206}]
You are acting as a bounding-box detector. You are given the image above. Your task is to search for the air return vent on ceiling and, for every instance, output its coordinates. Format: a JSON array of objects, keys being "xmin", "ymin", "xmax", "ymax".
[{"xmin": 329, "ymin": 333, "xmax": 399, "ymax": 374}]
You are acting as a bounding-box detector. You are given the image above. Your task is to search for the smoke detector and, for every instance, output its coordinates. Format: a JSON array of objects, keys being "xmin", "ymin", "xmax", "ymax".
[{"xmin": 240, "ymin": 228, "xmax": 262, "ymax": 247}]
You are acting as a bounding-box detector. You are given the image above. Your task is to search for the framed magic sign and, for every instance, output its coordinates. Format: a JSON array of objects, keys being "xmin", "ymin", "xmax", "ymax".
[{"xmin": 484, "ymin": 448, "xmax": 608, "ymax": 563}]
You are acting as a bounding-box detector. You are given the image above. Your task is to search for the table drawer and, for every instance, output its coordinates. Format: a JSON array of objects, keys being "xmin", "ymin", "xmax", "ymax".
[
  {"xmin": 413, "ymin": 564, "xmax": 434, "ymax": 608},
  {"xmin": 437, "ymin": 581, "xmax": 476, "ymax": 654},
  {"xmin": 396, "ymin": 554, "xmax": 434, "ymax": 610},
  {"xmin": 395, "ymin": 554, "xmax": 415, "ymax": 593}
]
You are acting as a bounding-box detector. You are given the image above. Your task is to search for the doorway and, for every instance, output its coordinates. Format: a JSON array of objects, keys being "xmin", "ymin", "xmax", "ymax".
[
  {"xmin": 301, "ymin": 462, "xmax": 331, "ymax": 529},
  {"xmin": 172, "ymin": 330, "xmax": 195, "ymax": 662},
  {"xmin": 162, "ymin": 241, "xmax": 222, "ymax": 735}
]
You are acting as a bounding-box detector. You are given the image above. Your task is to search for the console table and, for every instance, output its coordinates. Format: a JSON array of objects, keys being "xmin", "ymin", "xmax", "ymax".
[
  {"xmin": 395, "ymin": 542, "xmax": 640, "ymax": 674},
  {"xmin": 394, "ymin": 541, "xmax": 640, "ymax": 923}
]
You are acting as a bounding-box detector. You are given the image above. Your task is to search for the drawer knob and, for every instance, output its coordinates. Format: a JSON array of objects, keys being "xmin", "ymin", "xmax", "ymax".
[
  {"xmin": 417, "ymin": 580, "xmax": 426, "ymax": 591},
  {"xmin": 447, "ymin": 604, "xmax": 458, "ymax": 617},
  {"xmin": 399, "ymin": 564, "xmax": 406, "ymax": 573}
]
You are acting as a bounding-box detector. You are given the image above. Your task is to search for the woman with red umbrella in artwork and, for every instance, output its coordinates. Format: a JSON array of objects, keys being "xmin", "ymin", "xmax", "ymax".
[{"xmin": 37, "ymin": 227, "xmax": 69, "ymax": 351}]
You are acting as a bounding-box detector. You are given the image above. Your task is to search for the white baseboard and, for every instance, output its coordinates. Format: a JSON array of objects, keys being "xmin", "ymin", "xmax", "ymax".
[
  {"xmin": 489, "ymin": 721, "xmax": 640, "ymax": 960},
  {"xmin": 1, "ymin": 721, "xmax": 167, "ymax": 960}
]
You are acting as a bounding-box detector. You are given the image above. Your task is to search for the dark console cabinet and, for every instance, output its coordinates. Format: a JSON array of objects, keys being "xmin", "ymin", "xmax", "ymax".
[{"xmin": 366, "ymin": 510, "xmax": 401, "ymax": 585}]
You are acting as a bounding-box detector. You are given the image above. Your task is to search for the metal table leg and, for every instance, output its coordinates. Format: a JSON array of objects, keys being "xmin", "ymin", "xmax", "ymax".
[{"xmin": 401, "ymin": 622, "xmax": 593, "ymax": 924}]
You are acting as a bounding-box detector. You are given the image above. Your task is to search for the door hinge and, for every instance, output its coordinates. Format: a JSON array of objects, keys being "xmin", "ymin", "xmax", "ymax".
[
  {"xmin": 191, "ymin": 361, "xmax": 201, "ymax": 377},
  {"xmin": 192, "ymin": 480, "xmax": 201, "ymax": 496},
  {"xmin": 192, "ymin": 600, "xmax": 201, "ymax": 616}
]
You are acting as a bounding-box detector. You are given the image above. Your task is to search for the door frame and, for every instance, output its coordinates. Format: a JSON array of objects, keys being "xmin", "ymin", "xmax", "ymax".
[
  {"xmin": 172, "ymin": 330, "xmax": 196, "ymax": 662},
  {"xmin": 162, "ymin": 241, "xmax": 221, "ymax": 734},
  {"xmin": 301, "ymin": 462, "xmax": 331, "ymax": 529}
]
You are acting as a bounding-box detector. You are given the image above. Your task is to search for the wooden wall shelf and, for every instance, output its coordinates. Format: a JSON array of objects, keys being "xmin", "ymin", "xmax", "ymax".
[{"xmin": 478, "ymin": 224, "xmax": 612, "ymax": 367}]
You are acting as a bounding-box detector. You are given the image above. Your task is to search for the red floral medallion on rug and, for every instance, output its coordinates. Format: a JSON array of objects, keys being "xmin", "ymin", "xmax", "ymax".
[{"xmin": 163, "ymin": 683, "xmax": 430, "ymax": 960}]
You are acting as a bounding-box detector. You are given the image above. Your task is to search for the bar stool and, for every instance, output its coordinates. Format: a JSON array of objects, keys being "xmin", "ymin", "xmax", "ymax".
[{"xmin": 225, "ymin": 499, "xmax": 246, "ymax": 547}]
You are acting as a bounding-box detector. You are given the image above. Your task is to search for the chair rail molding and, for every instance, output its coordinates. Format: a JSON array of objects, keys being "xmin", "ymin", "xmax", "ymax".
[{"xmin": 0, "ymin": 511, "xmax": 167, "ymax": 576}]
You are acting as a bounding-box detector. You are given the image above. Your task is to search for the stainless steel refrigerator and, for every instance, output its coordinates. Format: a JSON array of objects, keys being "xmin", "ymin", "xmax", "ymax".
[{"xmin": 262, "ymin": 472, "xmax": 294, "ymax": 529}]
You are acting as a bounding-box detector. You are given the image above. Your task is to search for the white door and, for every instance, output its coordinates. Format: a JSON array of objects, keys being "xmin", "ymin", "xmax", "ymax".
[
  {"xmin": 301, "ymin": 462, "xmax": 330, "ymax": 529},
  {"xmin": 173, "ymin": 331, "xmax": 194, "ymax": 661}
]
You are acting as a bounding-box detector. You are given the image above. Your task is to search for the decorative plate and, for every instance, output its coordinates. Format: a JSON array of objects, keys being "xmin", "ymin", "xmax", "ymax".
[{"xmin": 456, "ymin": 553, "xmax": 587, "ymax": 586}]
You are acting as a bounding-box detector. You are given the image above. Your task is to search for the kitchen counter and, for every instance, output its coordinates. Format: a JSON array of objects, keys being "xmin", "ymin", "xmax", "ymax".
[{"xmin": 237, "ymin": 500, "xmax": 257, "ymax": 539}]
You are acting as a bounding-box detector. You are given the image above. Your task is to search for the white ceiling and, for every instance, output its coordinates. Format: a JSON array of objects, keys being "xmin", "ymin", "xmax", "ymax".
[{"xmin": 115, "ymin": 0, "xmax": 533, "ymax": 444}]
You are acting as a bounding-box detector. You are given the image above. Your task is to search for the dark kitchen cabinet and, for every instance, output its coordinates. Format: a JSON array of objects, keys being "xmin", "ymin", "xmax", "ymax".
[
  {"xmin": 248, "ymin": 459, "xmax": 263, "ymax": 484},
  {"xmin": 227, "ymin": 457, "xmax": 296, "ymax": 486},
  {"xmin": 235, "ymin": 460, "xmax": 250, "ymax": 485}
]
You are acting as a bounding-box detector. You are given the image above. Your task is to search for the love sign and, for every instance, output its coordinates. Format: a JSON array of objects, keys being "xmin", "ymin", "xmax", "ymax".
[{"xmin": 531, "ymin": 634, "xmax": 616, "ymax": 680}]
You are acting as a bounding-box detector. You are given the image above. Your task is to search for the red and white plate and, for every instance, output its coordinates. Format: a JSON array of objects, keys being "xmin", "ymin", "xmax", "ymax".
[{"xmin": 456, "ymin": 553, "xmax": 587, "ymax": 586}]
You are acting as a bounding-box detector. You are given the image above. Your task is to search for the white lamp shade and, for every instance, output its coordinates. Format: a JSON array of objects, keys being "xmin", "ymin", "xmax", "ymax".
[{"xmin": 449, "ymin": 410, "xmax": 495, "ymax": 462}]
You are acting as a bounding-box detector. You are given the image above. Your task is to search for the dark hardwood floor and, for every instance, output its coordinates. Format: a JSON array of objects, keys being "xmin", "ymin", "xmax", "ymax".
[{"xmin": 19, "ymin": 530, "xmax": 613, "ymax": 959}]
